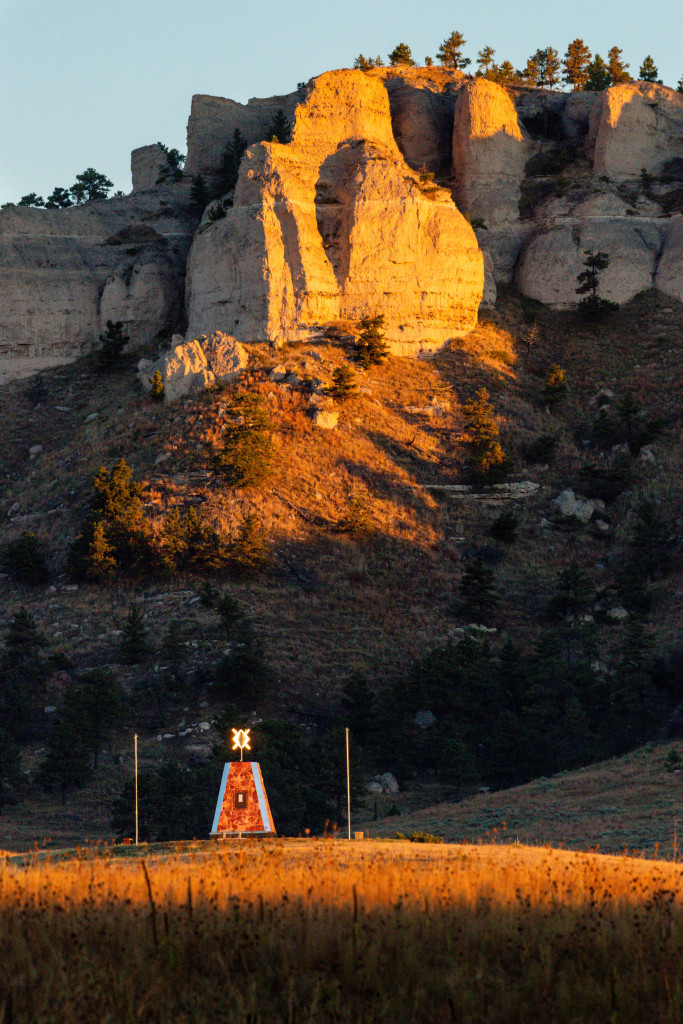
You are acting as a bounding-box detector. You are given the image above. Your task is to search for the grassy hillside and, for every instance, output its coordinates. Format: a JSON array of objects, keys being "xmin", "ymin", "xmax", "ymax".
[{"xmin": 0, "ymin": 289, "xmax": 681, "ymax": 849}]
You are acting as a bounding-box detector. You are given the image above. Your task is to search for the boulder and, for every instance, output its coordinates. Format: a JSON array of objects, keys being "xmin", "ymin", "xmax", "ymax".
[
  {"xmin": 138, "ymin": 336, "xmax": 214, "ymax": 401},
  {"xmin": 553, "ymin": 489, "xmax": 596, "ymax": 523},
  {"xmin": 185, "ymin": 69, "xmax": 483, "ymax": 352},
  {"xmin": 452, "ymin": 79, "xmax": 531, "ymax": 227},
  {"xmin": 414, "ymin": 710, "xmax": 436, "ymax": 729},
  {"xmin": 480, "ymin": 249, "xmax": 497, "ymax": 308},
  {"xmin": 311, "ymin": 408, "xmax": 339, "ymax": 429},
  {"xmin": 588, "ymin": 83, "xmax": 683, "ymax": 180},
  {"xmin": 516, "ymin": 218, "xmax": 664, "ymax": 308},
  {"xmin": 199, "ymin": 330, "xmax": 249, "ymax": 382}
]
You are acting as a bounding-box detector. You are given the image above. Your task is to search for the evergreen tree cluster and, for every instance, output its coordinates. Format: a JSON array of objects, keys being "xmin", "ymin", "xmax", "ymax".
[{"xmin": 352, "ymin": 32, "xmax": 681, "ymax": 92}]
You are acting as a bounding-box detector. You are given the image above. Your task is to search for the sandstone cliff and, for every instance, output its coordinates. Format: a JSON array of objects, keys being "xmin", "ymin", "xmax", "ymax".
[
  {"xmin": 0, "ymin": 190, "xmax": 198, "ymax": 357},
  {"xmin": 185, "ymin": 69, "xmax": 483, "ymax": 351},
  {"xmin": 3, "ymin": 70, "xmax": 683, "ymax": 364}
]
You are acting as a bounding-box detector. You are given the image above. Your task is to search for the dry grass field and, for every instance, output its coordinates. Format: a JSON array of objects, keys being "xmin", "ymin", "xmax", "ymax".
[{"xmin": 1, "ymin": 839, "xmax": 682, "ymax": 1023}]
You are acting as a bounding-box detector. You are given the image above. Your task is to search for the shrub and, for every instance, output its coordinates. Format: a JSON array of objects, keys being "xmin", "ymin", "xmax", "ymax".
[
  {"xmin": 525, "ymin": 433, "xmax": 559, "ymax": 464},
  {"xmin": 460, "ymin": 558, "xmax": 499, "ymax": 624},
  {"xmin": 341, "ymin": 493, "xmax": 372, "ymax": 537},
  {"xmin": 98, "ymin": 320, "xmax": 128, "ymax": 370},
  {"xmin": 388, "ymin": 43, "xmax": 415, "ymax": 67},
  {"xmin": 0, "ymin": 531, "xmax": 50, "ymax": 584},
  {"xmin": 544, "ymin": 364, "xmax": 567, "ymax": 405},
  {"xmin": 489, "ymin": 509, "xmax": 519, "ymax": 544},
  {"xmin": 215, "ymin": 619, "xmax": 270, "ymax": 707},
  {"xmin": 551, "ymin": 562, "xmax": 593, "ymax": 618},
  {"xmin": 328, "ymin": 364, "xmax": 357, "ymax": 401},
  {"xmin": 231, "ymin": 513, "xmax": 268, "ymax": 575},
  {"xmin": 149, "ymin": 370, "xmax": 164, "ymax": 401},
  {"xmin": 578, "ymin": 456, "xmax": 632, "ymax": 503},
  {"xmin": 215, "ymin": 394, "xmax": 275, "ymax": 488}
]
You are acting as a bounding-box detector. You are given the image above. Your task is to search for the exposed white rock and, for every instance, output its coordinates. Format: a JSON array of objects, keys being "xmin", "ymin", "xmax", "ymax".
[
  {"xmin": 312, "ymin": 408, "xmax": 339, "ymax": 429},
  {"xmin": 588, "ymin": 82, "xmax": 683, "ymax": 181},
  {"xmin": 516, "ymin": 218, "xmax": 664, "ymax": 308},
  {"xmin": 131, "ymin": 144, "xmax": 169, "ymax": 191},
  {"xmin": 655, "ymin": 216, "xmax": 683, "ymax": 304},
  {"xmin": 139, "ymin": 337, "xmax": 214, "ymax": 402},
  {"xmin": 553, "ymin": 489, "xmax": 596, "ymax": 523},
  {"xmin": 199, "ymin": 331, "xmax": 249, "ymax": 382}
]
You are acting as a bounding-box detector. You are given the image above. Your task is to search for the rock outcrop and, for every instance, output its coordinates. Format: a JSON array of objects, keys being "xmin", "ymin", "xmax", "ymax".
[
  {"xmin": 516, "ymin": 217, "xmax": 665, "ymax": 308},
  {"xmin": 138, "ymin": 330, "xmax": 248, "ymax": 401},
  {"xmin": 185, "ymin": 69, "xmax": 483, "ymax": 351},
  {"xmin": 131, "ymin": 144, "xmax": 169, "ymax": 191},
  {"xmin": 588, "ymin": 82, "xmax": 683, "ymax": 180},
  {"xmin": 0, "ymin": 190, "xmax": 198, "ymax": 357},
  {"xmin": 452, "ymin": 79, "xmax": 531, "ymax": 228}
]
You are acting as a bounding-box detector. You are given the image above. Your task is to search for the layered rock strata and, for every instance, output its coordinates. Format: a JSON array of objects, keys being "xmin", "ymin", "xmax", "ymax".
[
  {"xmin": 0, "ymin": 190, "xmax": 198, "ymax": 357},
  {"xmin": 185, "ymin": 70, "xmax": 483, "ymax": 351}
]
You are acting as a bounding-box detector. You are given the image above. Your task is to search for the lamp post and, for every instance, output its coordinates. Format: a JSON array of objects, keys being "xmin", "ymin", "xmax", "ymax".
[
  {"xmin": 134, "ymin": 733, "xmax": 139, "ymax": 847},
  {"xmin": 346, "ymin": 728, "xmax": 351, "ymax": 840}
]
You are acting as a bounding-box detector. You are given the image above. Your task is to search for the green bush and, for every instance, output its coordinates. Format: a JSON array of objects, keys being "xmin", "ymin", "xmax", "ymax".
[
  {"xmin": 231, "ymin": 513, "xmax": 268, "ymax": 575},
  {"xmin": 328, "ymin": 364, "xmax": 357, "ymax": 401},
  {"xmin": 525, "ymin": 433, "xmax": 559, "ymax": 464},
  {"xmin": 149, "ymin": 370, "xmax": 164, "ymax": 401}
]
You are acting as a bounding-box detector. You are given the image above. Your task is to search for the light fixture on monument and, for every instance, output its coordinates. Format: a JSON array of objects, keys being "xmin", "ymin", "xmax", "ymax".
[{"xmin": 210, "ymin": 727, "xmax": 275, "ymax": 838}]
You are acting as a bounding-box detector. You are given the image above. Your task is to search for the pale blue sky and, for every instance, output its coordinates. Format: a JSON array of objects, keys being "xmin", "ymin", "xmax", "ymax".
[{"xmin": 1, "ymin": 0, "xmax": 681, "ymax": 205}]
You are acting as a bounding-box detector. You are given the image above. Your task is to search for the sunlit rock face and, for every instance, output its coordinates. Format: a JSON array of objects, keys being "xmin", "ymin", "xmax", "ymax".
[
  {"xmin": 588, "ymin": 82, "xmax": 683, "ymax": 181},
  {"xmin": 452, "ymin": 78, "xmax": 531, "ymax": 228},
  {"xmin": 185, "ymin": 70, "xmax": 483, "ymax": 352}
]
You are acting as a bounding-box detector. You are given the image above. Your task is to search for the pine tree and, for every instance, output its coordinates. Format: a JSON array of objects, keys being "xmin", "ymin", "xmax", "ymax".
[
  {"xmin": 190, "ymin": 174, "xmax": 210, "ymax": 207},
  {"xmin": 492, "ymin": 60, "xmax": 518, "ymax": 85},
  {"xmin": 70, "ymin": 168, "xmax": 113, "ymax": 204},
  {"xmin": 524, "ymin": 47, "xmax": 561, "ymax": 87},
  {"xmin": 36, "ymin": 714, "xmax": 92, "ymax": 804},
  {"xmin": 45, "ymin": 187, "xmax": 72, "ymax": 209},
  {"xmin": 639, "ymin": 56, "xmax": 661, "ymax": 83},
  {"xmin": 388, "ymin": 43, "xmax": 415, "ymax": 67},
  {"xmin": 341, "ymin": 672, "xmax": 377, "ymax": 748},
  {"xmin": 266, "ymin": 110, "xmax": 291, "ymax": 144},
  {"xmin": 215, "ymin": 128, "xmax": 248, "ymax": 196},
  {"xmin": 678, "ymin": 75, "xmax": 683, "ymax": 95},
  {"xmin": 354, "ymin": 314, "xmax": 388, "ymax": 368},
  {"xmin": 576, "ymin": 249, "xmax": 618, "ymax": 319},
  {"xmin": 120, "ymin": 606, "xmax": 149, "ymax": 665},
  {"xmin": 70, "ymin": 670, "xmax": 124, "ymax": 769},
  {"xmin": 629, "ymin": 500, "xmax": 670, "ymax": 579},
  {"xmin": 328, "ymin": 363, "xmax": 357, "ymax": 401},
  {"xmin": 98, "ymin": 320, "xmax": 128, "ymax": 370},
  {"xmin": 562, "ymin": 39, "xmax": 592, "ymax": 90},
  {"xmin": 17, "ymin": 193, "xmax": 45, "ymax": 207},
  {"xmin": 0, "ymin": 609, "xmax": 52, "ymax": 740},
  {"xmin": 551, "ymin": 562, "xmax": 593, "ymax": 617},
  {"xmin": 215, "ymin": 618, "xmax": 269, "ymax": 706},
  {"xmin": 0, "ymin": 530, "xmax": 50, "ymax": 584},
  {"xmin": 460, "ymin": 558, "xmax": 499, "ymax": 624},
  {"xmin": 476, "ymin": 46, "xmax": 496, "ymax": 76},
  {"xmin": 69, "ymin": 459, "xmax": 154, "ymax": 579},
  {"xmin": 460, "ymin": 387, "xmax": 510, "ymax": 483},
  {"xmin": 585, "ymin": 55, "xmax": 612, "ymax": 91},
  {"xmin": 489, "ymin": 509, "xmax": 519, "ymax": 543},
  {"xmin": 354, "ymin": 54, "xmax": 383, "ymax": 71},
  {"xmin": 436, "ymin": 32, "xmax": 470, "ymax": 70},
  {"xmin": 215, "ymin": 393, "xmax": 275, "ymax": 488},
  {"xmin": 607, "ymin": 47, "xmax": 631, "ymax": 84}
]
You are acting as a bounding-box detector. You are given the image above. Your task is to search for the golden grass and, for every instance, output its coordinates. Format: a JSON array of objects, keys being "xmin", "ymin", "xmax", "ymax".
[{"xmin": 1, "ymin": 840, "xmax": 682, "ymax": 1023}]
